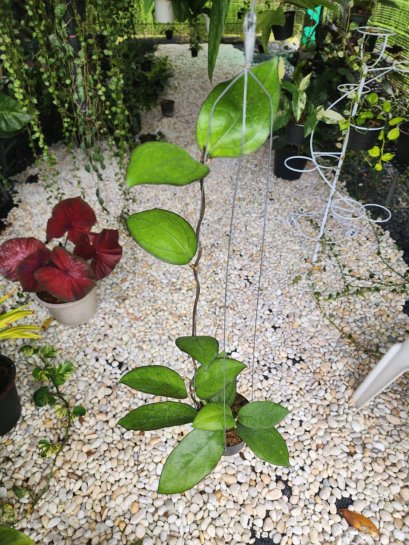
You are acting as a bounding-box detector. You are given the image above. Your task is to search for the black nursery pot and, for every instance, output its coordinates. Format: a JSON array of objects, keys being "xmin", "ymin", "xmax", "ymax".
[
  {"xmin": 364, "ymin": 34, "xmax": 377, "ymax": 52},
  {"xmin": 286, "ymin": 121, "xmax": 305, "ymax": 147},
  {"xmin": 348, "ymin": 125, "xmax": 383, "ymax": 151},
  {"xmin": 190, "ymin": 47, "xmax": 199, "ymax": 58},
  {"xmin": 0, "ymin": 355, "xmax": 21, "ymax": 436},
  {"xmin": 165, "ymin": 29, "xmax": 173, "ymax": 40},
  {"xmin": 272, "ymin": 11, "xmax": 295, "ymax": 41},
  {"xmin": 350, "ymin": 12, "xmax": 370, "ymax": 26},
  {"xmin": 160, "ymin": 99, "xmax": 175, "ymax": 117},
  {"xmin": 397, "ymin": 122, "xmax": 409, "ymax": 163},
  {"xmin": 274, "ymin": 146, "xmax": 308, "ymax": 181}
]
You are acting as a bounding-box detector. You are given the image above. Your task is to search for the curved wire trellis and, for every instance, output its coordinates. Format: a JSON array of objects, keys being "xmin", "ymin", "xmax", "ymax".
[{"xmin": 286, "ymin": 26, "xmax": 409, "ymax": 262}]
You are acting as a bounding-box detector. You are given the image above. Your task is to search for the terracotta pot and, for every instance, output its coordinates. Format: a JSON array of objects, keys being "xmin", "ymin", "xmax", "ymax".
[
  {"xmin": 0, "ymin": 355, "xmax": 21, "ymax": 436},
  {"xmin": 33, "ymin": 287, "xmax": 97, "ymax": 326}
]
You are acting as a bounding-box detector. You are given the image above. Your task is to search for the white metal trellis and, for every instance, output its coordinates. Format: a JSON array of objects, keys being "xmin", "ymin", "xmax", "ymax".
[{"xmin": 286, "ymin": 26, "xmax": 409, "ymax": 262}]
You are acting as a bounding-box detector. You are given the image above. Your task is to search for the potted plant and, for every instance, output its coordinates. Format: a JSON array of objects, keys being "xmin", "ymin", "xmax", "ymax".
[
  {"xmin": 189, "ymin": 16, "xmax": 202, "ymax": 57},
  {"xmin": 160, "ymin": 98, "xmax": 175, "ymax": 117},
  {"xmin": 339, "ymin": 92, "xmax": 393, "ymax": 151},
  {"xmin": 119, "ymin": 335, "xmax": 289, "ymax": 493},
  {"xmin": 273, "ymin": 67, "xmax": 343, "ymax": 179},
  {"xmin": 257, "ymin": 0, "xmax": 339, "ymax": 48},
  {"xmin": 350, "ymin": 0, "xmax": 397, "ymax": 27},
  {"xmin": 117, "ymin": 58, "xmax": 289, "ymax": 493},
  {"xmin": 397, "ymin": 120, "xmax": 409, "ymax": 163},
  {"xmin": 0, "ymin": 527, "xmax": 35, "ymax": 544},
  {"xmin": 0, "ymin": 197, "xmax": 122, "ymax": 326},
  {"xmin": 0, "ymin": 291, "xmax": 41, "ymax": 435}
]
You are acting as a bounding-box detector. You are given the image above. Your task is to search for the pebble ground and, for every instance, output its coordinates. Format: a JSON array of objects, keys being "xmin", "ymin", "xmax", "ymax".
[{"xmin": 0, "ymin": 44, "xmax": 408, "ymax": 545}]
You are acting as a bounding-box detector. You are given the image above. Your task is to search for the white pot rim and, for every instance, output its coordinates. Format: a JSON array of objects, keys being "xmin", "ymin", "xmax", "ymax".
[
  {"xmin": 33, "ymin": 286, "xmax": 97, "ymax": 309},
  {"xmin": 350, "ymin": 123, "xmax": 384, "ymax": 132}
]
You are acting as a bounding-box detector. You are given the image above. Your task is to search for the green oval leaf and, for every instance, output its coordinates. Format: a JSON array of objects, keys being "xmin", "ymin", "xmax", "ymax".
[
  {"xmin": 0, "ymin": 527, "xmax": 36, "ymax": 545},
  {"xmin": 368, "ymin": 146, "xmax": 380, "ymax": 158},
  {"xmin": 236, "ymin": 424, "xmax": 289, "ymax": 466},
  {"xmin": 126, "ymin": 142, "xmax": 210, "ymax": 187},
  {"xmin": 237, "ymin": 401, "xmax": 289, "ymax": 429},
  {"xmin": 120, "ymin": 366, "xmax": 187, "ymax": 399},
  {"xmin": 158, "ymin": 429, "xmax": 224, "ymax": 494},
  {"xmin": 127, "ymin": 209, "xmax": 198, "ymax": 265},
  {"xmin": 193, "ymin": 402, "xmax": 235, "ymax": 430},
  {"xmin": 118, "ymin": 401, "xmax": 197, "ymax": 430},
  {"xmin": 208, "ymin": 379, "xmax": 236, "ymax": 406},
  {"xmin": 195, "ymin": 356, "xmax": 246, "ymax": 400},
  {"xmin": 0, "ymin": 92, "xmax": 32, "ymax": 138},
  {"xmin": 381, "ymin": 152, "xmax": 394, "ymax": 162},
  {"xmin": 387, "ymin": 127, "xmax": 400, "ymax": 141},
  {"xmin": 33, "ymin": 386, "xmax": 56, "ymax": 407},
  {"xmin": 196, "ymin": 58, "xmax": 281, "ymax": 158},
  {"xmin": 175, "ymin": 336, "xmax": 219, "ymax": 366}
]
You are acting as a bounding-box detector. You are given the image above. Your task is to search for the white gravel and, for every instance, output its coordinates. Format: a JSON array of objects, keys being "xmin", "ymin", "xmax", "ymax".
[{"xmin": 0, "ymin": 44, "xmax": 408, "ymax": 545}]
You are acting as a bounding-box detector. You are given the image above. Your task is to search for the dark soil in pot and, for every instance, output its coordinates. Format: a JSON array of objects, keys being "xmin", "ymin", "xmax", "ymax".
[
  {"xmin": 224, "ymin": 393, "xmax": 248, "ymax": 455},
  {"xmin": 0, "ymin": 355, "xmax": 21, "ymax": 436},
  {"xmin": 272, "ymin": 11, "xmax": 295, "ymax": 41}
]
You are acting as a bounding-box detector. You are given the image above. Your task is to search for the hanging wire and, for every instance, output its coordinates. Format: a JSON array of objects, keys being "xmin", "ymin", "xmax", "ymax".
[{"xmin": 202, "ymin": 0, "xmax": 276, "ymax": 445}]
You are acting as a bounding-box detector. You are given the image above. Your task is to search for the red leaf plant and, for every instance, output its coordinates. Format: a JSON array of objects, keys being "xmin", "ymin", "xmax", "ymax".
[{"xmin": 0, "ymin": 197, "xmax": 122, "ymax": 303}]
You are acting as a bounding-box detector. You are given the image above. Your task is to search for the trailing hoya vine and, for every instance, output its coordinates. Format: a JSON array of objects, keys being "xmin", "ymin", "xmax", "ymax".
[{"xmin": 117, "ymin": 57, "xmax": 291, "ymax": 494}]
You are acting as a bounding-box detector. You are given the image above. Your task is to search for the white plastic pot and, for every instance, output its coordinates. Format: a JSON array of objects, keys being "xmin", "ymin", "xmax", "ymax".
[
  {"xmin": 33, "ymin": 287, "xmax": 98, "ymax": 326},
  {"xmin": 154, "ymin": 0, "xmax": 174, "ymax": 23}
]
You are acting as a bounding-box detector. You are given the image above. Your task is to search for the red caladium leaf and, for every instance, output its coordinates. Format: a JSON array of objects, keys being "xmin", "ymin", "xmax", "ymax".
[
  {"xmin": 46, "ymin": 197, "xmax": 97, "ymax": 244},
  {"xmin": 0, "ymin": 237, "xmax": 46, "ymax": 281},
  {"xmin": 34, "ymin": 247, "xmax": 95, "ymax": 302},
  {"xmin": 74, "ymin": 229, "xmax": 122, "ymax": 280},
  {"xmin": 16, "ymin": 248, "xmax": 52, "ymax": 292}
]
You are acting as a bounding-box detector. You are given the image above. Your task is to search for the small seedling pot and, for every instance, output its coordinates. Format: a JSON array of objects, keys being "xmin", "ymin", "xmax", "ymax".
[
  {"xmin": 0, "ymin": 355, "xmax": 21, "ymax": 436},
  {"xmin": 33, "ymin": 287, "xmax": 97, "ymax": 326},
  {"xmin": 286, "ymin": 121, "xmax": 305, "ymax": 147},
  {"xmin": 274, "ymin": 147, "xmax": 308, "ymax": 181},
  {"xmin": 348, "ymin": 124, "xmax": 384, "ymax": 151},
  {"xmin": 223, "ymin": 437, "xmax": 244, "ymax": 456},
  {"xmin": 397, "ymin": 122, "xmax": 409, "ymax": 163},
  {"xmin": 272, "ymin": 11, "xmax": 295, "ymax": 41},
  {"xmin": 364, "ymin": 34, "xmax": 377, "ymax": 52},
  {"xmin": 160, "ymin": 99, "xmax": 175, "ymax": 117},
  {"xmin": 223, "ymin": 392, "xmax": 248, "ymax": 456},
  {"xmin": 190, "ymin": 47, "xmax": 199, "ymax": 58},
  {"xmin": 154, "ymin": 0, "xmax": 174, "ymax": 23},
  {"xmin": 165, "ymin": 29, "xmax": 173, "ymax": 40}
]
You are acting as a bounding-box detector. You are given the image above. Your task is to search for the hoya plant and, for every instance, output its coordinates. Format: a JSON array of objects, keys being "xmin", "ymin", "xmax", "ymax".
[{"xmin": 118, "ymin": 58, "xmax": 290, "ymax": 493}]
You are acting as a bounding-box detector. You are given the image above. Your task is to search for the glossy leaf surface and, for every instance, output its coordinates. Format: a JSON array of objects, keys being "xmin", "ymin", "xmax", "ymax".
[
  {"xmin": 237, "ymin": 424, "xmax": 289, "ymax": 466},
  {"xmin": 208, "ymin": 0, "xmax": 231, "ymax": 80},
  {"xmin": 196, "ymin": 58, "xmax": 282, "ymax": 157},
  {"xmin": 195, "ymin": 356, "xmax": 246, "ymax": 400},
  {"xmin": 0, "ymin": 92, "xmax": 31, "ymax": 138},
  {"xmin": 127, "ymin": 209, "xmax": 197, "ymax": 265},
  {"xmin": 193, "ymin": 402, "xmax": 235, "ymax": 430},
  {"xmin": 0, "ymin": 527, "xmax": 36, "ymax": 545},
  {"xmin": 46, "ymin": 197, "xmax": 96, "ymax": 244},
  {"xmin": 158, "ymin": 429, "xmax": 224, "ymax": 493},
  {"xmin": 118, "ymin": 402, "xmax": 197, "ymax": 430},
  {"xmin": 237, "ymin": 401, "xmax": 289, "ymax": 429},
  {"xmin": 0, "ymin": 237, "xmax": 45, "ymax": 281},
  {"xmin": 175, "ymin": 336, "xmax": 219, "ymax": 366},
  {"xmin": 126, "ymin": 142, "xmax": 209, "ymax": 187},
  {"xmin": 208, "ymin": 379, "xmax": 236, "ymax": 406},
  {"xmin": 120, "ymin": 366, "xmax": 187, "ymax": 399}
]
